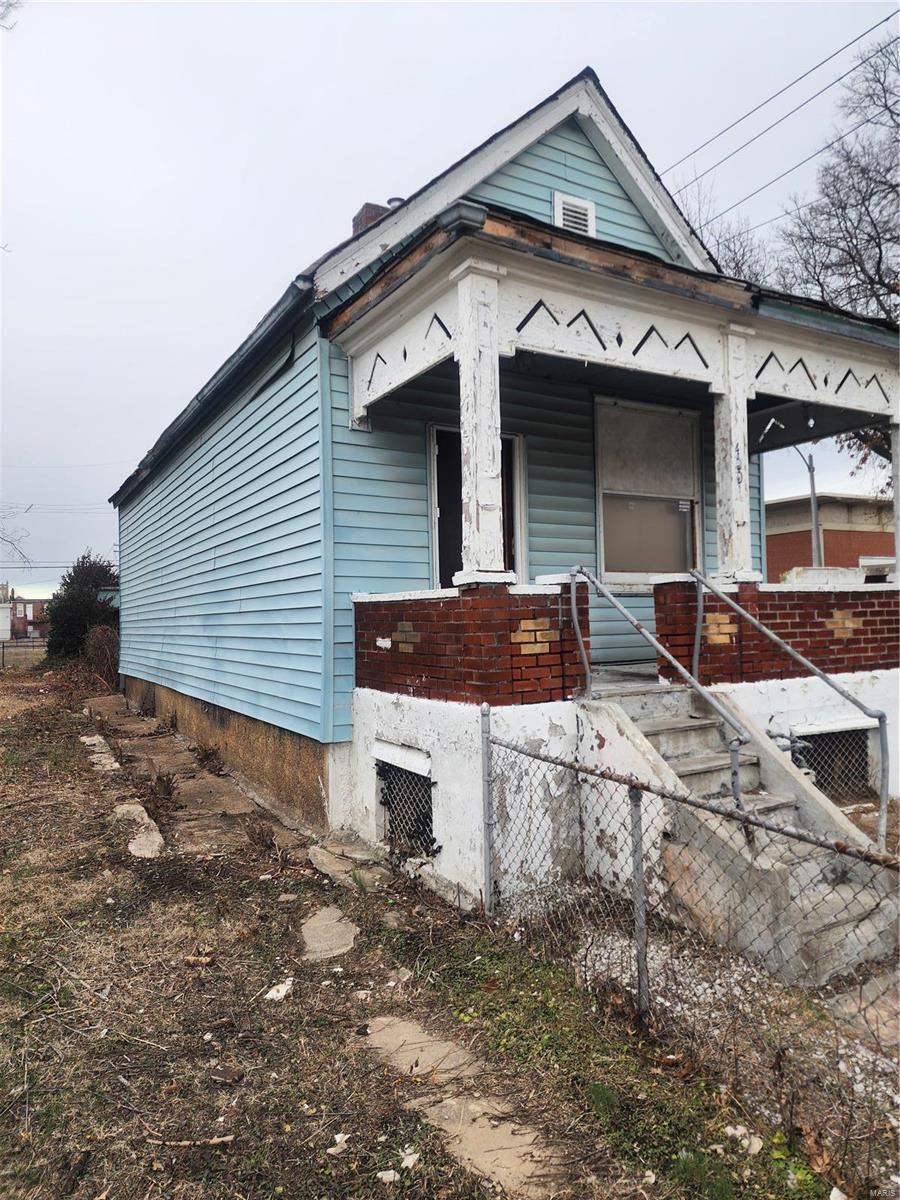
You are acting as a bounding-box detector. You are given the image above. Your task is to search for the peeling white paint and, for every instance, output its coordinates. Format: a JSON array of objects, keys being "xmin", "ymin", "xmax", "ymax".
[
  {"xmin": 331, "ymin": 689, "xmax": 577, "ymax": 903},
  {"xmin": 714, "ymin": 668, "xmax": 900, "ymax": 794},
  {"xmin": 452, "ymin": 259, "xmax": 508, "ymax": 581}
]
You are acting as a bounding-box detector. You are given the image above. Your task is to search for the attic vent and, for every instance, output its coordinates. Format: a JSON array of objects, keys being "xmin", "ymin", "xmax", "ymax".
[{"xmin": 553, "ymin": 192, "xmax": 596, "ymax": 238}]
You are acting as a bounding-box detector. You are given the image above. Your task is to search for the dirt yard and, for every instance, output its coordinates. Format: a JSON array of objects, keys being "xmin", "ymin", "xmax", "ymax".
[{"xmin": 0, "ymin": 671, "xmax": 841, "ymax": 1199}]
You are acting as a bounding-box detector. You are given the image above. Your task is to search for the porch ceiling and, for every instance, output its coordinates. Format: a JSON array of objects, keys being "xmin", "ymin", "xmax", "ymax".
[
  {"xmin": 749, "ymin": 394, "xmax": 891, "ymax": 453},
  {"xmin": 508, "ymin": 349, "xmax": 710, "ymax": 407}
]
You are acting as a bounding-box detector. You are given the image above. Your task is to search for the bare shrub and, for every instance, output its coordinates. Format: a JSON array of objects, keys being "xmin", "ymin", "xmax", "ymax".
[{"xmin": 83, "ymin": 624, "xmax": 119, "ymax": 690}]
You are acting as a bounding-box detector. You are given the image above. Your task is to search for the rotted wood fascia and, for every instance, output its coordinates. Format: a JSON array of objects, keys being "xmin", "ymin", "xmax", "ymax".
[{"xmin": 320, "ymin": 227, "xmax": 458, "ymax": 340}]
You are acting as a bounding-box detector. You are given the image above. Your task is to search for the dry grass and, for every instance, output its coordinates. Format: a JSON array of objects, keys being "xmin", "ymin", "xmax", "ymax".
[{"xmin": 0, "ymin": 673, "xmax": 850, "ymax": 1200}]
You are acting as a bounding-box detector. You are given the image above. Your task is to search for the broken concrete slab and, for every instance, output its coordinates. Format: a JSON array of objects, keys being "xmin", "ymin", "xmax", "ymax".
[
  {"xmin": 416, "ymin": 1092, "xmax": 561, "ymax": 1198},
  {"xmin": 366, "ymin": 1017, "xmax": 477, "ymax": 1084},
  {"xmin": 112, "ymin": 802, "xmax": 165, "ymax": 858},
  {"xmin": 300, "ymin": 905, "xmax": 359, "ymax": 962},
  {"xmin": 308, "ymin": 845, "xmax": 392, "ymax": 890},
  {"xmin": 80, "ymin": 733, "xmax": 111, "ymax": 752},
  {"xmin": 826, "ymin": 969, "xmax": 900, "ymax": 1050},
  {"xmin": 80, "ymin": 734, "xmax": 123, "ymax": 774},
  {"xmin": 104, "ymin": 713, "xmax": 163, "ymax": 739},
  {"xmin": 85, "ymin": 694, "xmax": 129, "ymax": 721},
  {"xmin": 169, "ymin": 815, "xmax": 249, "ymax": 855},
  {"xmin": 323, "ymin": 835, "xmax": 387, "ymax": 864},
  {"xmin": 115, "ymin": 736, "xmax": 198, "ymax": 787},
  {"xmin": 174, "ymin": 773, "xmax": 257, "ymax": 817},
  {"xmin": 364, "ymin": 1016, "xmax": 567, "ymax": 1197}
]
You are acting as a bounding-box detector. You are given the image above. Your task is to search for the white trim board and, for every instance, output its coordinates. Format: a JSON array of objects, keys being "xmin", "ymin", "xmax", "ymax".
[{"xmin": 311, "ymin": 73, "xmax": 714, "ymax": 299}]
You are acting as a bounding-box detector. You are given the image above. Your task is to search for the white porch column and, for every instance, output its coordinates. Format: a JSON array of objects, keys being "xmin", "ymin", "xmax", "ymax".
[
  {"xmin": 713, "ymin": 324, "xmax": 756, "ymax": 578},
  {"xmin": 450, "ymin": 258, "xmax": 515, "ymax": 584},
  {"xmin": 892, "ymin": 422, "xmax": 900, "ymax": 577}
]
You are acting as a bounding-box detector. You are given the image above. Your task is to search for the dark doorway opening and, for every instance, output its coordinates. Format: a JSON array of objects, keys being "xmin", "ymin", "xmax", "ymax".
[{"xmin": 434, "ymin": 429, "xmax": 518, "ymax": 587}]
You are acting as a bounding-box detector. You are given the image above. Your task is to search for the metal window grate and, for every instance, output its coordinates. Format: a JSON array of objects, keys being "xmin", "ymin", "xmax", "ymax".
[
  {"xmin": 377, "ymin": 761, "xmax": 439, "ymax": 859},
  {"xmin": 795, "ymin": 728, "xmax": 875, "ymax": 802}
]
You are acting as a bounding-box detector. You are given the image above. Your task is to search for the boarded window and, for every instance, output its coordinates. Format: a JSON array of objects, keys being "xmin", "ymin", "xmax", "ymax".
[
  {"xmin": 598, "ymin": 401, "xmax": 699, "ymax": 574},
  {"xmin": 602, "ymin": 495, "xmax": 695, "ymax": 573}
]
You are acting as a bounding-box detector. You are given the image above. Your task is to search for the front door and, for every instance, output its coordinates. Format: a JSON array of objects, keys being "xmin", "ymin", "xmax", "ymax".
[{"xmin": 433, "ymin": 428, "xmax": 518, "ymax": 588}]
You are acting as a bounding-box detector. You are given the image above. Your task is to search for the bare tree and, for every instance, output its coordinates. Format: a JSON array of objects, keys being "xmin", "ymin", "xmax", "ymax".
[
  {"xmin": 774, "ymin": 35, "xmax": 898, "ymax": 484},
  {"xmin": 1, "ymin": 0, "xmax": 22, "ymax": 31},
  {"xmin": 0, "ymin": 506, "xmax": 30, "ymax": 564},
  {"xmin": 679, "ymin": 177, "xmax": 771, "ymax": 283},
  {"xmin": 776, "ymin": 35, "xmax": 898, "ymax": 320}
]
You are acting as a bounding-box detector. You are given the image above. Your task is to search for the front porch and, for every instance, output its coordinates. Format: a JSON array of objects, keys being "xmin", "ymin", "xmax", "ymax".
[{"xmin": 326, "ymin": 219, "xmax": 897, "ymax": 689}]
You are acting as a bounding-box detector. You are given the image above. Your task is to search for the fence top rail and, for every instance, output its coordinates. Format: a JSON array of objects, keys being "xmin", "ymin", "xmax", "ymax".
[{"xmin": 488, "ymin": 733, "xmax": 899, "ymax": 873}]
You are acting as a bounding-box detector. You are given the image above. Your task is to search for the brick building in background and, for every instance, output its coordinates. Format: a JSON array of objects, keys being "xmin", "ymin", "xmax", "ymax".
[
  {"xmin": 0, "ymin": 585, "xmax": 51, "ymax": 639},
  {"xmin": 766, "ymin": 493, "xmax": 895, "ymax": 582}
]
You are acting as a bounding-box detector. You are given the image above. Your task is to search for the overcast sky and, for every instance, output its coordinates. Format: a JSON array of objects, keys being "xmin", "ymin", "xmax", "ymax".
[{"xmin": 1, "ymin": 0, "xmax": 895, "ymax": 595}]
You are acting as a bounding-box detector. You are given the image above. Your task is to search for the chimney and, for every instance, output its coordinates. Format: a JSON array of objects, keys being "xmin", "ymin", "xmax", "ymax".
[{"xmin": 352, "ymin": 202, "xmax": 391, "ymax": 236}]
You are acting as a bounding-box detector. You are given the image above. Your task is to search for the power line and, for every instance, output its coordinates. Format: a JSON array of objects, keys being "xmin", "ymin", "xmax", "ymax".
[
  {"xmin": 3, "ymin": 504, "xmax": 111, "ymax": 513},
  {"xmin": 698, "ymin": 115, "xmax": 874, "ymax": 229},
  {"xmin": 673, "ymin": 41, "xmax": 896, "ymax": 196},
  {"xmin": 661, "ymin": 12, "xmax": 895, "ymax": 175},
  {"xmin": 1, "ymin": 458, "xmax": 135, "ymax": 468},
  {"xmin": 714, "ymin": 200, "xmax": 817, "ymax": 245}
]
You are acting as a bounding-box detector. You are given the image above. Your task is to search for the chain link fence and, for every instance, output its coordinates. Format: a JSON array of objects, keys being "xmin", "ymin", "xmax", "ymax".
[
  {"xmin": 0, "ymin": 640, "xmax": 47, "ymax": 670},
  {"xmin": 486, "ymin": 732, "xmax": 899, "ymax": 1193}
]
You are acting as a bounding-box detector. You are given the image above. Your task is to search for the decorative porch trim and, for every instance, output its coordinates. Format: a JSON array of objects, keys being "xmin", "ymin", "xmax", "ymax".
[{"xmin": 341, "ymin": 240, "xmax": 898, "ymax": 427}]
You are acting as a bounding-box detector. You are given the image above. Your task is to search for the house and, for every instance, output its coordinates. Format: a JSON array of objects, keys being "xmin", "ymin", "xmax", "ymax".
[
  {"xmin": 0, "ymin": 584, "xmax": 50, "ymax": 640},
  {"xmin": 766, "ymin": 492, "xmax": 895, "ymax": 581},
  {"xmin": 11, "ymin": 598, "xmax": 50, "ymax": 640},
  {"xmin": 111, "ymin": 69, "xmax": 899, "ymax": 905}
]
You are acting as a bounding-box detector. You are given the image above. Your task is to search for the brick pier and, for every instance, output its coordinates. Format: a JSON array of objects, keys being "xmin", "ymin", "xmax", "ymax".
[
  {"xmin": 654, "ymin": 580, "xmax": 900, "ymax": 685},
  {"xmin": 354, "ymin": 584, "xmax": 590, "ymax": 705}
]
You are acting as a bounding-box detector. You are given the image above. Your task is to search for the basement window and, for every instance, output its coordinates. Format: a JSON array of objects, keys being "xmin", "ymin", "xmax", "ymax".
[
  {"xmin": 792, "ymin": 726, "xmax": 876, "ymax": 802},
  {"xmin": 377, "ymin": 761, "xmax": 439, "ymax": 859},
  {"xmin": 553, "ymin": 192, "xmax": 596, "ymax": 238}
]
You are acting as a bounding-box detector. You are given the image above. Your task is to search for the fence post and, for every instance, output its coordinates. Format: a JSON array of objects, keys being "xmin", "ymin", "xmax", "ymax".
[
  {"xmin": 628, "ymin": 785, "xmax": 650, "ymax": 1025},
  {"xmin": 480, "ymin": 703, "xmax": 494, "ymax": 915}
]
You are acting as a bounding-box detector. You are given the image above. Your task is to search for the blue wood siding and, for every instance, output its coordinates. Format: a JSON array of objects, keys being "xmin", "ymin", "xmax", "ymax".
[
  {"xmin": 327, "ymin": 360, "xmax": 766, "ymax": 716},
  {"xmin": 468, "ymin": 119, "xmax": 671, "ymax": 261},
  {"xmin": 119, "ymin": 334, "xmax": 767, "ymax": 748},
  {"xmin": 118, "ymin": 326, "xmax": 328, "ymax": 739}
]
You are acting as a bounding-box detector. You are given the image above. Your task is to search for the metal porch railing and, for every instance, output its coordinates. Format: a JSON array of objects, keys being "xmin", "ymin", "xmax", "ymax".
[
  {"xmin": 688, "ymin": 568, "xmax": 891, "ymax": 849},
  {"xmin": 568, "ymin": 566, "xmax": 753, "ymax": 818}
]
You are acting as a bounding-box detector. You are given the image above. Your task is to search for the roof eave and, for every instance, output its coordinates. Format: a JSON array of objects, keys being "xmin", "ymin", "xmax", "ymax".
[{"xmin": 110, "ymin": 278, "xmax": 313, "ymax": 508}]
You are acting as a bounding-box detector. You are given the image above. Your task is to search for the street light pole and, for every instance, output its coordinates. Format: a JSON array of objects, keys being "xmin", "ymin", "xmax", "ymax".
[
  {"xmin": 757, "ymin": 417, "xmax": 823, "ymax": 569},
  {"xmin": 794, "ymin": 446, "xmax": 823, "ymax": 568}
]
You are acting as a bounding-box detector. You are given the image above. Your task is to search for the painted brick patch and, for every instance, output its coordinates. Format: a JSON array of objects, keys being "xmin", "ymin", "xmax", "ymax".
[
  {"xmin": 355, "ymin": 584, "xmax": 590, "ymax": 705},
  {"xmin": 654, "ymin": 581, "xmax": 900, "ymax": 685}
]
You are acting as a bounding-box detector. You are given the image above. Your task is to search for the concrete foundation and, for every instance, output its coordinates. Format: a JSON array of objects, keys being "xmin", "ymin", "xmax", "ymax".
[{"xmin": 122, "ymin": 675, "xmax": 329, "ymax": 829}]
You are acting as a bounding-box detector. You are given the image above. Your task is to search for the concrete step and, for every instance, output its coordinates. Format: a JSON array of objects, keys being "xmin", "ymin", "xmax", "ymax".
[
  {"xmin": 637, "ymin": 715, "xmax": 724, "ymax": 759},
  {"xmin": 592, "ymin": 684, "xmax": 696, "ymax": 722},
  {"xmin": 673, "ymin": 750, "xmax": 760, "ymax": 798},
  {"xmin": 742, "ymin": 792, "xmax": 799, "ymax": 819}
]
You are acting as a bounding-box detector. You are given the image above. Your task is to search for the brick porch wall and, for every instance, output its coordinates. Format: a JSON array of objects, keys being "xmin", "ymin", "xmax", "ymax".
[
  {"xmin": 354, "ymin": 583, "xmax": 590, "ymax": 705},
  {"xmin": 654, "ymin": 581, "xmax": 900, "ymax": 685}
]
